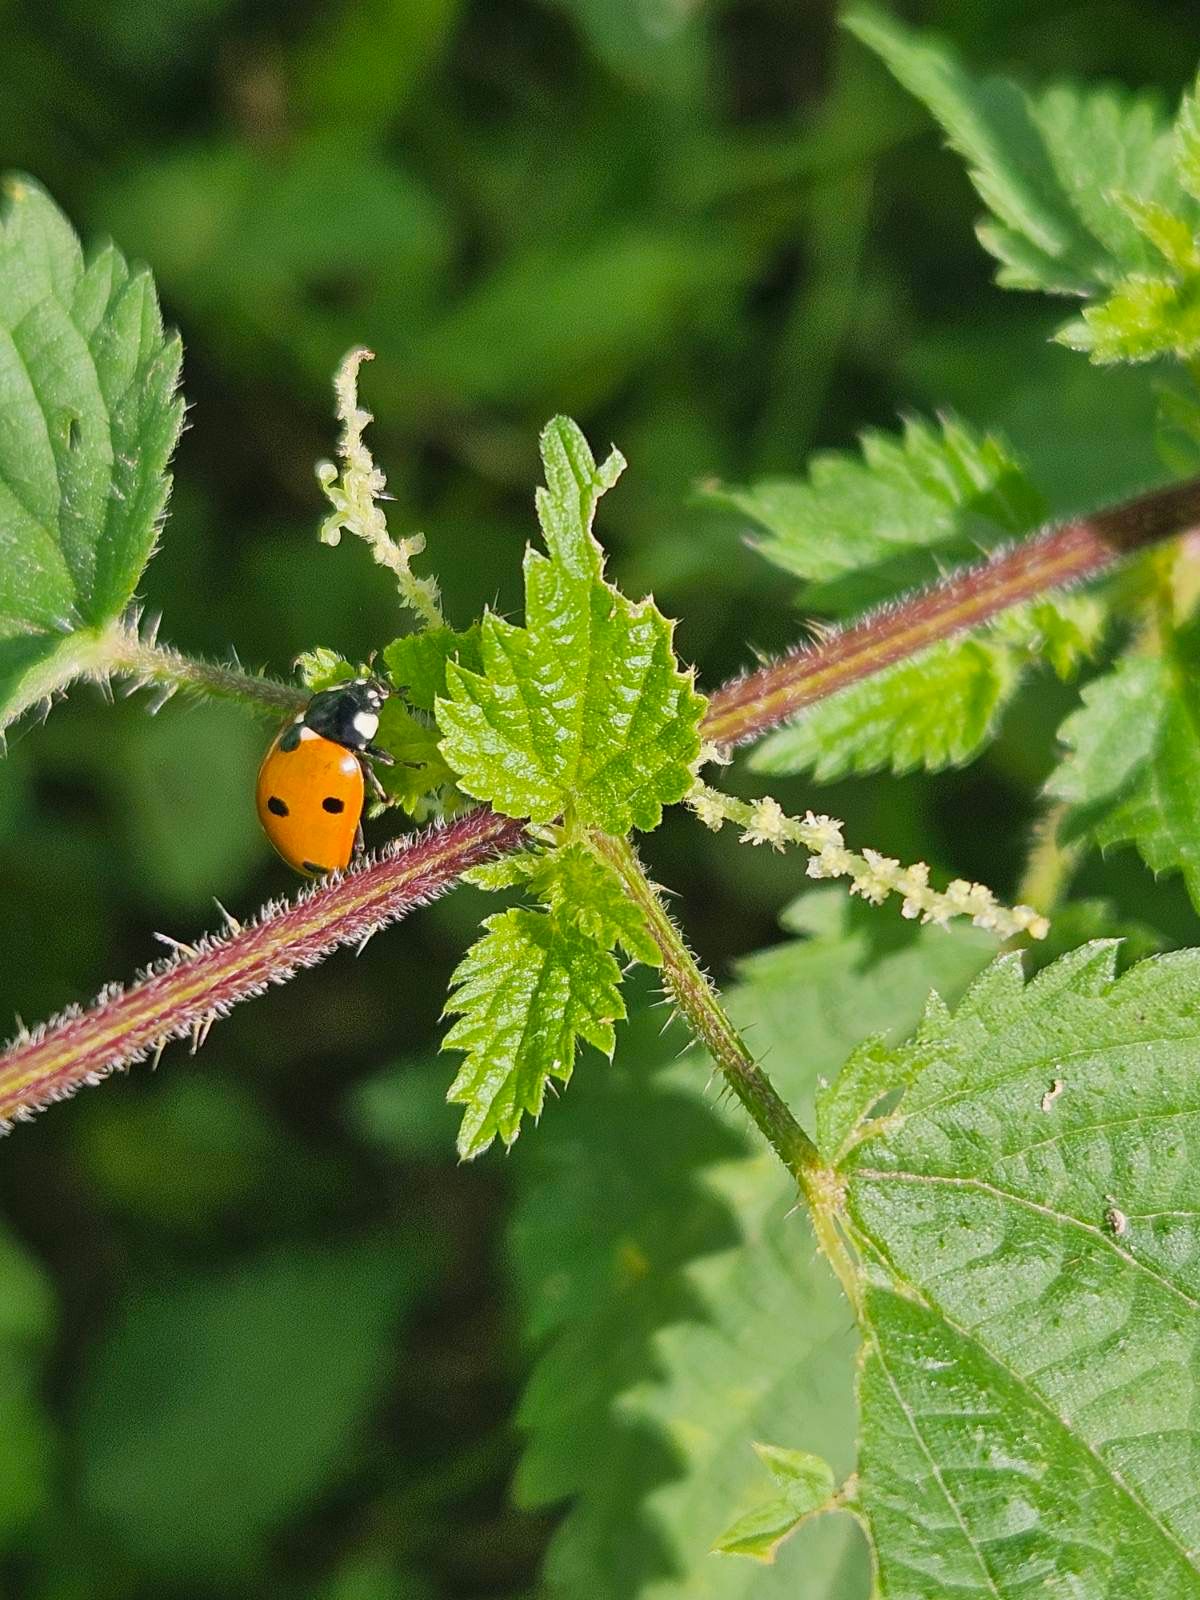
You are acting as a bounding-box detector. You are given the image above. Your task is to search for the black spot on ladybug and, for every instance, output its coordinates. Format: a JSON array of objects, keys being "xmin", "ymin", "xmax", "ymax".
[
  {"xmin": 302, "ymin": 861, "xmax": 329, "ymax": 876},
  {"xmin": 267, "ymin": 795, "xmax": 289, "ymax": 817},
  {"xmin": 322, "ymin": 795, "xmax": 345, "ymax": 813}
]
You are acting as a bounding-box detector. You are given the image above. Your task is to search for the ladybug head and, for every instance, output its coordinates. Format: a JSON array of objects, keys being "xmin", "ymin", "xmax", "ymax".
[
  {"xmin": 355, "ymin": 676, "xmax": 389, "ymax": 712},
  {"xmin": 304, "ymin": 677, "xmax": 391, "ymax": 751}
]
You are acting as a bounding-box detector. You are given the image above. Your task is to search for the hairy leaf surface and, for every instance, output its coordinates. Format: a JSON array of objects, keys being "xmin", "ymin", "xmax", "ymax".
[
  {"xmin": 706, "ymin": 414, "xmax": 1041, "ymax": 606},
  {"xmin": 439, "ymin": 416, "xmax": 704, "ymax": 834},
  {"xmin": 444, "ymin": 907, "xmax": 625, "ymax": 1159},
  {"xmin": 0, "ymin": 176, "xmax": 182, "ymax": 728},
  {"xmin": 445, "ymin": 843, "xmax": 658, "ymax": 1156},
  {"xmin": 835, "ymin": 944, "xmax": 1200, "ymax": 1594},
  {"xmin": 756, "ymin": 596, "xmax": 1102, "ymax": 781}
]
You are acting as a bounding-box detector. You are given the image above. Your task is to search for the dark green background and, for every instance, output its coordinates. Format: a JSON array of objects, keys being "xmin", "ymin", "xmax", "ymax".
[{"xmin": 0, "ymin": 2, "xmax": 1196, "ymax": 1595}]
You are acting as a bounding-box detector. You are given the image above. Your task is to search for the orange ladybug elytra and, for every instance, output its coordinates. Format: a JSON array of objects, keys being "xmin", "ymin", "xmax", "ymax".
[{"xmin": 256, "ymin": 678, "xmax": 390, "ymax": 877}]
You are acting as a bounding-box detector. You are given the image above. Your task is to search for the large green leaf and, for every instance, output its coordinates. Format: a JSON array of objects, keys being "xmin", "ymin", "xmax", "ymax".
[
  {"xmin": 512, "ymin": 893, "xmax": 990, "ymax": 1597},
  {"xmin": 834, "ymin": 944, "xmax": 1200, "ymax": 1593},
  {"xmin": 845, "ymin": 7, "xmax": 1199, "ymax": 299},
  {"xmin": 0, "ymin": 176, "xmax": 182, "ymax": 728}
]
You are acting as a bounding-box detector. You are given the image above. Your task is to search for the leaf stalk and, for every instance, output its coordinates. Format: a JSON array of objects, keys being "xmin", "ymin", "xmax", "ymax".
[{"xmin": 589, "ymin": 831, "xmax": 822, "ymax": 1188}]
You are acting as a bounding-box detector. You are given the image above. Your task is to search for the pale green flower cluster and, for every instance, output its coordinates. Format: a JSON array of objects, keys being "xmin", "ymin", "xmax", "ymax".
[
  {"xmin": 316, "ymin": 347, "xmax": 442, "ymax": 630},
  {"xmin": 688, "ymin": 782, "xmax": 1049, "ymax": 941}
]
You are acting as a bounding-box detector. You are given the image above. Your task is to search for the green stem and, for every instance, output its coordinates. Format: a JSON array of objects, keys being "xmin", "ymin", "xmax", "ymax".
[
  {"xmin": 1013, "ymin": 801, "xmax": 1082, "ymax": 924},
  {"xmin": 592, "ymin": 831, "xmax": 861, "ymax": 1304},
  {"xmin": 591, "ymin": 832, "xmax": 820, "ymax": 1187},
  {"xmin": 103, "ymin": 624, "xmax": 307, "ymax": 718}
]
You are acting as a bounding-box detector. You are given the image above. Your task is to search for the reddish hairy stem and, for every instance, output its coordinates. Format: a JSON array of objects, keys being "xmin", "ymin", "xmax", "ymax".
[
  {"xmin": 702, "ymin": 475, "xmax": 1200, "ymax": 748},
  {"xmin": 0, "ymin": 808, "xmax": 523, "ymax": 1129},
  {"xmin": 3, "ymin": 474, "xmax": 1200, "ymax": 1131}
]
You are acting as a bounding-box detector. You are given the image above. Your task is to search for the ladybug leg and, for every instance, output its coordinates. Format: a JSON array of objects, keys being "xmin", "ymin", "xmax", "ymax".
[
  {"xmin": 363, "ymin": 761, "xmax": 389, "ymax": 804},
  {"xmin": 355, "ymin": 820, "xmax": 366, "ymax": 855},
  {"xmin": 365, "ymin": 742, "xmax": 394, "ymax": 766}
]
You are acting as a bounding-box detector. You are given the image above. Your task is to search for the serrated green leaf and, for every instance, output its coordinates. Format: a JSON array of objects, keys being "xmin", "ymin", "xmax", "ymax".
[
  {"xmin": 719, "ymin": 417, "xmax": 1108, "ymax": 781},
  {"xmin": 444, "ymin": 907, "xmax": 625, "ymax": 1158},
  {"xmin": 1117, "ymin": 194, "xmax": 1200, "ymax": 275},
  {"xmin": 705, "ymin": 414, "xmax": 1042, "ymax": 608},
  {"xmin": 1178, "ymin": 70, "xmax": 1200, "ymax": 202},
  {"xmin": 464, "ymin": 839, "xmax": 662, "ymax": 960},
  {"xmin": 1008, "ymin": 594, "xmax": 1108, "ymax": 680},
  {"xmin": 373, "ymin": 697, "xmax": 456, "ymax": 813},
  {"xmin": 0, "ymin": 175, "xmax": 183, "ymax": 729},
  {"xmin": 381, "ymin": 624, "xmax": 482, "ymax": 712},
  {"xmin": 445, "ymin": 843, "xmax": 659, "ymax": 1154},
  {"xmin": 839, "ymin": 943, "xmax": 1200, "ymax": 1593},
  {"xmin": 1058, "ymin": 271, "xmax": 1200, "ymax": 365},
  {"xmin": 513, "ymin": 895, "xmax": 989, "ymax": 1597},
  {"xmin": 460, "ymin": 852, "xmax": 540, "ymax": 892},
  {"xmin": 522, "ymin": 843, "xmax": 662, "ymax": 968},
  {"xmin": 713, "ymin": 1444, "xmax": 837, "ymax": 1563},
  {"xmin": 752, "ymin": 636, "xmax": 1018, "ymax": 781},
  {"xmin": 438, "ymin": 417, "xmax": 705, "ymax": 833},
  {"xmin": 845, "ymin": 8, "xmax": 1199, "ymax": 298},
  {"xmin": 1047, "ymin": 639, "xmax": 1200, "ymax": 909},
  {"xmin": 752, "ymin": 591, "xmax": 1101, "ymax": 783},
  {"xmin": 295, "ymin": 647, "xmax": 357, "ymax": 691}
]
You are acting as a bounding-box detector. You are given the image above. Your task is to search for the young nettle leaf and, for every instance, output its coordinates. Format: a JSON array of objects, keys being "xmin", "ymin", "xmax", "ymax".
[
  {"xmin": 294, "ymin": 647, "xmax": 359, "ymax": 691},
  {"xmin": 833, "ymin": 943, "xmax": 1200, "ymax": 1594},
  {"xmin": 705, "ymin": 414, "xmax": 1043, "ymax": 612},
  {"xmin": 438, "ymin": 417, "xmax": 705, "ymax": 834},
  {"xmin": 0, "ymin": 176, "xmax": 183, "ymax": 730},
  {"xmin": 713, "ymin": 1444, "xmax": 837, "ymax": 1563},
  {"xmin": 720, "ymin": 414, "xmax": 1102, "ymax": 781},
  {"xmin": 444, "ymin": 909, "xmax": 625, "ymax": 1160},
  {"xmin": 1056, "ymin": 76, "xmax": 1200, "ymax": 363},
  {"xmin": 755, "ymin": 594, "xmax": 1104, "ymax": 781},
  {"xmin": 445, "ymin": 843, "xmax": 658, "ymax": 1157},
  {"xmin": 517, "ymin": 843, "xmax": 662, "ymax": 968},
  {"xmin": 1047, "ymin": 628, "xmax": 1200, "ymax": 909},
  {"xmin": 382, "ymin": 624, "xmax": 482, "ymax": 713},
  {"xmin": 846, "ymin": 7, "xmax": 1200, "ymax": 303},
  {"xmin": 369, "ymin": 626, "xmax": 484, "ymax": 814}
]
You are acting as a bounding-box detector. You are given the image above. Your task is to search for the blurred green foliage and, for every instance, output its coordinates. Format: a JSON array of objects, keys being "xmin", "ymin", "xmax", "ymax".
[{"xmin": 2, "ymin": 1, "xmax": 1199, "ymax": 1595}]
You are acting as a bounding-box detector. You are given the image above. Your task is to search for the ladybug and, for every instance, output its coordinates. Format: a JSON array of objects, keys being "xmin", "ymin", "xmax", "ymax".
[{"xmin": 257, "ymin": 678, "xmax": 392, "ymax": 877}]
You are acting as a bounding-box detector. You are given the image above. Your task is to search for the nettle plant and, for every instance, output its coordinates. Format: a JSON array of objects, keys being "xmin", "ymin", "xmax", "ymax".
[{"xmin": 7, "ymin": 10, "xmax": 1200, "ymax": 1594}]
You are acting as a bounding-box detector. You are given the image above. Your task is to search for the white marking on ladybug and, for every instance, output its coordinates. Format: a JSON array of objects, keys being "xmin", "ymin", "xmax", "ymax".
[{"xmin": 354, "ymin": 710, "xmax": 379, "ymax": 740}]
